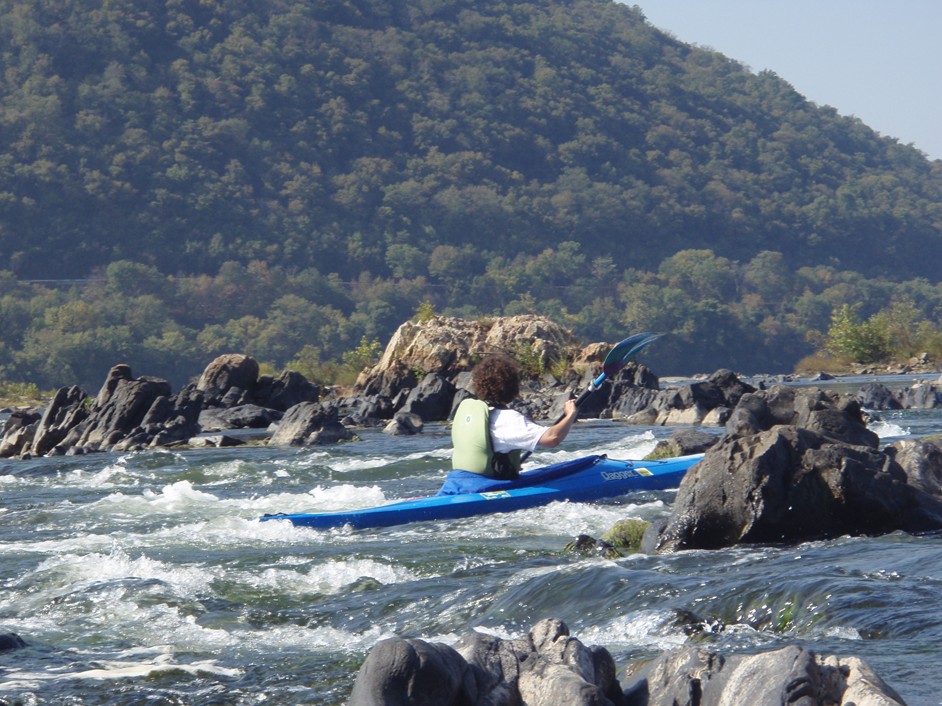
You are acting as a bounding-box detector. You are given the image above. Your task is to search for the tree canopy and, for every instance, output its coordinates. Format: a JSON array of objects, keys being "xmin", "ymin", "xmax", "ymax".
[{"xmin": 1, "ymin": 0, "xmax": 941, "ymax": 388}]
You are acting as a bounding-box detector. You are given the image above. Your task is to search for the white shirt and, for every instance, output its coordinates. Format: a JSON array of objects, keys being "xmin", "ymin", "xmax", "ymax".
[{"xmin": 489, "ymin": 408, "xmax": 546, "ymax": 453}]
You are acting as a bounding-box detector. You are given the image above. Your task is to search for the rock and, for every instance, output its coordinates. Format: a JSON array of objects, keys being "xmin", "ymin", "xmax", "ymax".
[
  {"xmin": 0, "ymin": 633, "xmax": 26, "ymax": 652},
  {"xmin": 269, "ymin": 402, "xmax": 354, "ymax": 446},
  {"xmin": 60, "ymin": 371, "xmax": 173, "ymax": 451},
  {"xmin": 30, "ymin": 386, "xmax": 89, "ymax": 456},
  {"xmin": 196, "ymin": 354, "xmax": 260, "ymax": 405},
  {"xmin": 356, "ymin": 315, "xmax": 580, "ymax": 401},
  {"xmin": 399, "ymin": 373, "xmax": 456, "ymax": 422},
  {"xmin": 654, "ymin": 425, "xmax": 942, "ymax": 552},
  {"xmin": 189, "ymin": 435, "xmax": 245, "ymax": 448},
  {"xmin": 855, "ymin": 382, "xmax": 902, "ymax": 410},
  {"xmin": 885, "ymin": 438, "xmax": 942, "ymax": 497},
  {"xmin": 601, "ymin": 519, "xmax": 649, "ymax": 554},
  {"xmin": 0, "ymin": 410, "xmax": 42, "ymax": 458},
  {"xmin": 218, "ymin": 404, "xmax": 282, "ymax": 429},
  {"xmin": 897, "ymin": 382, "xmax": 941, "ymax": 409},
  {"xmin": 383, "ymin": 413, "xmax": 424, "ymax": 436},
  {"xmin": 350, "ymin": 619, "xmax": 624, "ymax": 706},
  {"xmin": 622, "ymin": 644, "xmax": 906, "ymax": 706},
  {"xmin": 253, "ymin": 370, "xmax": 321, "ymax": 411},
  {"xmin": 654, "ymin": 369, "xmax": 756, "ymax": 426},
  {"xmin": 350, "ymin": 620, "xmax": 906, "ymax": 706},
  {"xmin": 725, "ymin": 385, "xmax": 879, "ymax": 448},
  {"xmin": 348, "ymin": 636, "xmax": 475, "ymax": 706},
  {"xmin": 646, "ymin": 428, "xmax": 718, "ymax": 459}
]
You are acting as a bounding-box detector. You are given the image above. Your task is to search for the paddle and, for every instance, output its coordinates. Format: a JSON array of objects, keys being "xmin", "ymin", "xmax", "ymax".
[{"xmin": 519, "ymin": 332, "xmax": 662, "ymax": 462}]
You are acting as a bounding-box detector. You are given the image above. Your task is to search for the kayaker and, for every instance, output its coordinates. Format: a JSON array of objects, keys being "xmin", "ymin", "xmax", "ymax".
[{"xmin": 452, "ymin": 354, "xmax": 578, "ymax": 479}]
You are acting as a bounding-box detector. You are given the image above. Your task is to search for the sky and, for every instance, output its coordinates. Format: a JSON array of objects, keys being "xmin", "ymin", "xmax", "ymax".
[{"xmin": 634, "ymin": 0, "xmax": 942, "ymax": 161}]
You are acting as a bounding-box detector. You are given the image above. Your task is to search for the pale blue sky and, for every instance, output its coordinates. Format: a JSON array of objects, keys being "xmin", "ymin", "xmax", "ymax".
[{"xmin": 634, "ymin": 0, "xmax": 941, "ymax": 161}]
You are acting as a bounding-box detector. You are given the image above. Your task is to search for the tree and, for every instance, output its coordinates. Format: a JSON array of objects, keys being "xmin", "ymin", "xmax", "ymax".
[{"xmin": 825, "ymin": 304, "xmax": 891, "ymax": 364}]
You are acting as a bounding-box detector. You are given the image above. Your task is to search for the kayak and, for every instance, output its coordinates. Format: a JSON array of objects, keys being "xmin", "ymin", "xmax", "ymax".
[{"xmin": 259, "ymin": 453, "xmax": 702, "ymax": 530}]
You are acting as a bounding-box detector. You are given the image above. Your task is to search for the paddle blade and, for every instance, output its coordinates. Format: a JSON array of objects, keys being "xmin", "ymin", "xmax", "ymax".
[{"xmin": 602, "ymin": 332, "xmax": 661, "ymax": 377}]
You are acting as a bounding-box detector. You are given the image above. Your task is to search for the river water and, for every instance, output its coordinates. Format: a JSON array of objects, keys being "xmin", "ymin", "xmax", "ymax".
[{"xmin": 2, "ymin": 380, "xmax": 941, "ymax": 705}]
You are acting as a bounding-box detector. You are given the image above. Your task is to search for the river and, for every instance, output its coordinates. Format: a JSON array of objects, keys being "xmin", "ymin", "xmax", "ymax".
[{"xmin": 1, "ymin": 380, "xmax": 941, "ymax": 705}]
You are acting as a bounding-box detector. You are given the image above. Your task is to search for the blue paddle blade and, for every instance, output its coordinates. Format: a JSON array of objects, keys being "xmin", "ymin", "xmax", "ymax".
[{"xmin": 602, "ymin": 332, "xmax": 661, "ymax": 377}]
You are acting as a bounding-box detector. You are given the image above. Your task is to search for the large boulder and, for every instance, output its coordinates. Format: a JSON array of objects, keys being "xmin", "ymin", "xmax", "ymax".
[
  {"xmin": 0, "ymin": 409, "xmax": 42, "ymax": 458},
  {"xmin": 61, "ymin": 367, "xmax": 174, "ymax": 451},
  {"xmin": 29, "ymin": 385, "xmax": 90, "ymax": 456},
  {"xmin": 653, "ymin": 425, "xmax": 942, "ymax": 552},
  {"xmin": 349, "ymin": 618, "xmax": 625, "ymax": 706},
  {"xmin": 196, "ymin": 354, "xmax": 260, "ymax": 406},
  {"xmin": 252, "ymin": 369, "xmax": 321, "ymax": 411},
  {"xmin": 622, "ymin": 644, "xmax": 906, "ymax": 706},
  {"xmin": 269, "ymin": 402, "xmax": 355, "ymax": 446},
  {"xmin": 356, "ymin": 315, "xmax": 581, "ymax": 400},
  {"xmin": 725, "ymin": 385, "xmax": 879, "ymax": 448},
  {"xmin": 398, "ymin": 373, "xmax": 457, "ymax": 422},
  {"xmin": 896, "ymin": 381, "xmax": 942, "ymax": 409}
]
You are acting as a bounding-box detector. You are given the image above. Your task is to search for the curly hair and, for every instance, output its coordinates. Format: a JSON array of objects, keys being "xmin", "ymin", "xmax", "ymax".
[{"xmin": 472, "ymin": 355, "xmax": 520, "ymax": 407}]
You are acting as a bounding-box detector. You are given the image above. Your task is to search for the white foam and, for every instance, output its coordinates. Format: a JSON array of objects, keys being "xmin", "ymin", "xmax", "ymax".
[
  {"xmin": 869, "ymin": 419, "xmax": 910, "ymax": 438},
  {"xmin": 247, "ymin": 558, "xmax": 420, "ymax": 595}
]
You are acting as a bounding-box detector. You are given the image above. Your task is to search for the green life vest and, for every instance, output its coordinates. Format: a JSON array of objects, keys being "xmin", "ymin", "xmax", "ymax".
[{"xmin": 451, "ymin": 398, "xmax": 521, "ymax": 478}]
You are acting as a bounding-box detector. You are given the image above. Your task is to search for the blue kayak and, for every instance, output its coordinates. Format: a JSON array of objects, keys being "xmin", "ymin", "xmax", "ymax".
[{"xmin": 259, "ymin": 453, "xmax": 702, "ymax": 530}]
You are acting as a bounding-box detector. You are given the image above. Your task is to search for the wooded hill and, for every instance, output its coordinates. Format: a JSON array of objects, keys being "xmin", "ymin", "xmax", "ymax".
[{"xmin": 1, "ymin": 0, "xmax": 941, "ymax": 388}]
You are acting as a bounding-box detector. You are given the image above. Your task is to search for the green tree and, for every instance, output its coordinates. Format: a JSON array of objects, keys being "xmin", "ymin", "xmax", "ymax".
[{"xmin": 825, "ymin": 304, "xmax": 891, "ymax": 364}]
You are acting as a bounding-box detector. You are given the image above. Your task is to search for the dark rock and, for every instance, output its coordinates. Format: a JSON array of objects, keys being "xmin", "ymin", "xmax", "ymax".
[
  {"xmin": 0, "ymin": 633, "xmax": 26, "ymax": 652},
  {"xmin": 30, "ymin": 386, "xmax": 89, "ymax": 456},
  {"xmin": 855, "ymin": 382, "xmax": 902, "ymax": 410},
  {"xmin": 0, "ymin": 410, "xmax": 42, "ymax": 458},
  {"xmin": 609, "ymin": 386, "xmax": 660, "ymax": 420},
  {"xmin": 269, "ymin": 402, "xmax": 354, "ymax": 446},
  {"xmin": 196, "ymin": 354, "xmax": 260, "ymax": 405},
  {"xmin": 60, "ymin": 372, "xmax": 173, "ymax": 452},
  {"xmin": 399, "ymin": 373, "xmax": 456, "ymax": 422},
  {"xmin": 253, "ymin": 370, "xmax": 321, "ymax": 411},
  {"xmin": 885, "ymin": 438, "xmax": 942, "ymax": 497},
  {"xmin": 218, "ymin": 404, "xmax": 282, "ymax": 429},
  {"xmin": 384, "ymin": 412, "xmax": 424, "ymax": 436},
  {"xmin": 647, "ymin": 428, "xmax": 718, "ymax": 459},
  {"xmin": 348, "ymin": 636, "xmax": 475, "ymax": 706},
  {"xmin": 350, "ymin": 618, "xmax": 624, "ymax": 706},
  {"xmin": 655, "ymin": 425, "xmax": 942, "ymax": 552},
  {"xmin": 360, "ymin": 361, "xmax": 419, "ymax": 400},
  {"xmin": 725, "ymin": 386, "xmax": 878, "ymax": 448}
]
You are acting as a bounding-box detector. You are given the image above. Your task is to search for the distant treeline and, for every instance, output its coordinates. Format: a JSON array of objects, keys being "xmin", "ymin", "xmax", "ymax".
[{"xmin": 2, "ymin": 247, "xmax": 941, "ymax": 392}]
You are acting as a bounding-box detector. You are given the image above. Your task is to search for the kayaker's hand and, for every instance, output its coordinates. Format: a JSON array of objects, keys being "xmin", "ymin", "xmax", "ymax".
[
  {"xmin": 562, "ymin": 398, "xmax": 577, "ymax": 418},
  {"xmin": 539, "ymin": 398, "xmax": 579, "ymax": 448}
]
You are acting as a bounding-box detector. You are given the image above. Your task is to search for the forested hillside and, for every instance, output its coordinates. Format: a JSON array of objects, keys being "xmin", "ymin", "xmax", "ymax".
[{"xmin": 1, "ymin": 0, "xmax": 941, "ymax": 389}]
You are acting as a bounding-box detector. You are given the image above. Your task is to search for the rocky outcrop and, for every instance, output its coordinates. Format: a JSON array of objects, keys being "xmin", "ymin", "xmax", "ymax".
[
  {"xmin": 348, "ymin": 619, "xmax": 906, "ymax": 706},
  {"xmin": 268, "ymin": 402, "xmax": 355, "ymax": 446},
  {"xmin": 623, "ymin": 643, "xmax": 906, "ymax": 706},
  {"xmin": 855, "ymin": 380, "xmax": 941, "ymax": 410},
  {"xmin": 650, "ymin": 386, "xmax": 942, "ymax": 553},
  {"xmin": 356, "ymin": 315, "xmax": 582, "ymax": 399},
  {"xmin": 0, "ymin": 365, "xmax": 204, "ymax": 458},
  {"xmin": 196, "ymin": 353, "xmax": 260, "ymax": 405},
  {"xmin": 349, "ymin": 618, "xmax": 626, "ymax": 706}
]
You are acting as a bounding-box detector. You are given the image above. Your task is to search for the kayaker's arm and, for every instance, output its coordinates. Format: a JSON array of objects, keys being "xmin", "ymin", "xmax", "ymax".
[{"xmin": 538, "ymin": 399, "xmax": 578, "ymax": 448}]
